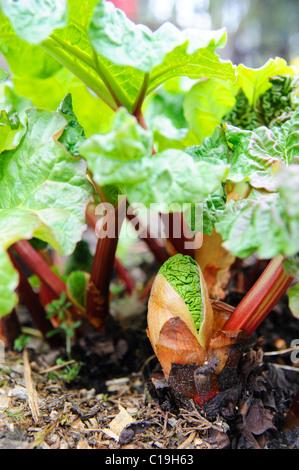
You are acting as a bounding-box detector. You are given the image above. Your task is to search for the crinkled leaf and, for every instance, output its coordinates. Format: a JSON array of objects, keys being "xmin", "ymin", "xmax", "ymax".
[
  {"xmin": 80, "ymin": 109, "xmax": 229, "ymax": 208},
  {"xmin": 223, "ymin": 110, "xmax": 299, "ymax": 190},
  {"xmin": 79, "ymin": 108, "xmax": 153, "ymax": 187},
  {"xmin": 81, "ymin": 107, "xmax": 153, "ymax": 162},
  {"xmin": 287, "ymin": 282, "xmax": 299, "ymax": 319},
  {"xmin": 185, "ymin": 125, "xmax": 230, "ymax": 166},
  {"xmin": 159, "ymin": 254, "xmax": 203, "ymax": 331},
  {"xmin": 0, "ymin": 0, "xmax": 68, "ymax": 44},
  {"xmin": 223, "ymin": 75, "xmax": 299, "ymax": 130},
  {"xmin": 215, "ymin": 165, "xmax": 299, "ymax": 259},
  {"xmin": 271, "ymin": 110, "xmax": 299, "ymax": 164},
  {"xmin": 123, "ymin": 150, "xmax": 229, "ymax": 208},
  {"xmin": 183, "ymin": 78, "xmax": 236, "ymax": 141},
  {"xmin": 88, "ymin": 0, "xmax": 235, "ymax": 107},
  {"xmin": 236, "ymin": 57, "xmax": 296, "ymax": 105},
  {"xmin": 202, "ymin": 185, "xmax": 227, "ymax": 236}
]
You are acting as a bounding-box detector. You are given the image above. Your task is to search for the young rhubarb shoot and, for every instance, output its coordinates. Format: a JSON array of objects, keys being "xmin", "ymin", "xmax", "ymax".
[{"xmin": 147, "ymin": 254, "xmax": 246, "ymax": 404}]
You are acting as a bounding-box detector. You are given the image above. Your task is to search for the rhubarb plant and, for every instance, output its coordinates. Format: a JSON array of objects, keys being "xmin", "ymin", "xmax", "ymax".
[{"xmin": 0, "ymin": 0, "xmax": 298, "ymax": 405}]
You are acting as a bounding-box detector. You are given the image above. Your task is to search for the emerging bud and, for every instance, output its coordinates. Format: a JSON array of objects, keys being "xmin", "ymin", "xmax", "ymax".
[{"xmin": 147, "ymin": 254, "xmax": 248, "ymax": 405}]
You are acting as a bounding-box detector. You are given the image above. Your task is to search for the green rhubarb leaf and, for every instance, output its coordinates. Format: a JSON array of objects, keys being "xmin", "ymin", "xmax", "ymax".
[
  {"xmin": 122, "ymin": 150, "xmax": 229, "ymax": 208},
  {"xmin": 146, "ymin": 35, "xmax": 235, "ymax": 95},
  {"xmin": 0, "ymin": 208, "xmax": 45, "ymax": 317},
  {"xmin": 223, "ymin": 124, "xmax": 281, "ymax": 191},
  {"xmin": 183, "ymin": 78, "xmax": 236, "ymax": 142},
  {"xmin": 79, "ymin": 107, "xmax": 153, "ymax": 187},
  {"xmin": 185, "ymin": 125, "xmax": 230, "ymax": 166},
  {"xmin": 0, "ymin": 0, "xmax": 235, "ymax": 113},
  {"xmin": 81, "ymin": 107, "xmax": 153, "ymax": 162},
  {"xmin": 271, "ymin": 110, "xmax": 299, "ymax": 164},
  {"xmin": 80, "ymin": 108, "xmax": 229, "ymax": 208},
  {"xmin": 215, "ymin": 165, "xmax": 299, "ymax": 259},
  {"xmin": 159, "ymin": 254, "xmax": 203, "ymax": 331},
  {"xmin": 0, "ymin": 108, "xmax": 94, "ymax": 254},
  {"xmin": 144, "ymin": 85, "xmax": 194, "ymax": 151},
  {"xmin": 0, "ymin": 107, "xmax": 93, "ymax": 316},
  {"xmin": 0, "ymin": 9, "xmax": 62, "ymax": 79},
  {"xmin": 0, "ymin": 0, "xmax": 68, "ymax": 44},
  {"xmin": 13, "ymin": 68, "xmax": 113, "ymax": 137},
  {"xmin": 202, "ymin": 185, "xmax": 227, "ymax": 236},
  {"xmin": 236, "ymin": 57, "xmax": 296, "ymax": 105},
  {"xmin": 223, "ymin": 110, "xmax": 299, "ymax": 191},
  {"xmin": 40, "ymin": 0, "xmax": 139, "ymax": 111},
  {"xmin": 0, "ymin": 0, "xmax": 117, "ymax": 109},
  {"xmin": 88, "ymin": 0, "xmax": 235, "ymax": 107},
  {"xmin": 89, "ymin": 0, "xmax": 231, "ymax": 79}
]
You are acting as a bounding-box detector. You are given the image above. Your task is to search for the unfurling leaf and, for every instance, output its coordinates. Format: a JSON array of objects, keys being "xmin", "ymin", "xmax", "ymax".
[{"xmin": 147, "ymin": 254, "xmax": 214, "ymax": 375}]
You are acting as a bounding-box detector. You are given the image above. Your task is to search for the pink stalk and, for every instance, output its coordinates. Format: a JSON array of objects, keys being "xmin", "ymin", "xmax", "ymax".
[{"xmin": 223, "ymin": 255, "xmax": 294, "ymax": 335}]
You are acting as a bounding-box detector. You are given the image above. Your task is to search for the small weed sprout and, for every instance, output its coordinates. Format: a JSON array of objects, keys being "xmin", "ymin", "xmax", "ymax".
[
  {"xmin": 46, "ymin": 292, "xmax": 82, "ymax": 359},
  {"xmin": 13, "ymin": 334, "xmax": 30, "ymax": 352}
]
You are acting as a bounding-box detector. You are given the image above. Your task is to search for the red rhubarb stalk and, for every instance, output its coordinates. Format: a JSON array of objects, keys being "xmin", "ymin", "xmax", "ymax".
[
  {"xmin": 8, "ymin": 250, "xmax": 63, "ymax": 347},
  {"xmin": 86, "ymin": 203, "xmax": 136, "ymax": 293},
  {"xmin": 12, "ymin": 240, "xmax": 66, "ymax": 299},
  {"xmin": 86, "ymin": 197, "xmax": 126, "ymax": 330},
  {"xmin": 223, "ymin": 255, "xmax": 293, "ymax": 335}
]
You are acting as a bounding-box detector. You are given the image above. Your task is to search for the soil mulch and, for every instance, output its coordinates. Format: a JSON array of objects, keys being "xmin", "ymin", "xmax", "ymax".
[{"xmin": 1, "ymin": 303, "xmax": 299, "ymax": 450}]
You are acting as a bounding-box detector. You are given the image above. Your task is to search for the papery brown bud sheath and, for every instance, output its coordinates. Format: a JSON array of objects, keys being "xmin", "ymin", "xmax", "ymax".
[{"xmin": 147, "ymin": 254, "xmax": 213, "ymax": 379}]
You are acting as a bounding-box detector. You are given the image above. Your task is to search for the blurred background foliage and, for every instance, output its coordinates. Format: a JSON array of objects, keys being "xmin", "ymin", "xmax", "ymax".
[{"xmin": 113, "ymin": 0, "xmax": 299, "ymax": 68}]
